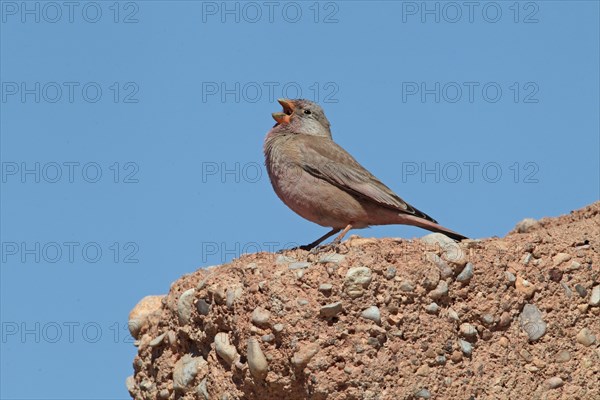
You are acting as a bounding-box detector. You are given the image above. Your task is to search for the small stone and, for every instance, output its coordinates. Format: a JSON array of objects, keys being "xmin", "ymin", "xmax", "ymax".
[
  {"xmin": 422, "ymin": 266, "xmax": 440, "ymax": 290},
  {"xmin": 515, "ymin": 218, "xmax": 538, "ymax": 233},
  {"xmin": 515, "ymin": 276, "xmax": 537, "ymax": 298},
  {"xmin": 149, "ymin": 332, "xmax": 167, "ymax": 347},
  {"xmin": 159, "ymin": 389, "xmax": 170, "ymax": 399},
  {"xmin": 297, "ymin": 299, "xmax": 309, "ymax": 306},
  {"xmin": 251, "ymin": 307, "xmax": 271, "ymax": 327},
  {"xmin": 575, "ymin": 284, "xmax": 587, "ymax": 298},
  {"xmin": 560, "ymin": 282, "xmax": 573, "ymax": 298},
  {"xmin": 435, "ymin": 355, "xmax": 446, "ymax": 365},
  {"xmin": 261, "ymin": 334, "xmax": 275, "ymax": 343},
  {"xmin": 196, "ymin": 299, "xmax": 210, "ymax": 315},
  {"xmin": 576, "ymin": 328, "xmax": 596, "ymax": 347},
  {"xmin": 481, "ymin": 314, "xmax": 494, "ymax": 326},
  {"xmin": 272, "ymin": 323, "xmax": 284, "ymax": 333},
  {"xmin": 519, "ymin": 349, "xmax": 533, "ymax": 362},
  {"xmin": 568, "ymin": 261, "xmax": 581, "ymax": 270},
  {"xmin": 197, "ymin": 378, "xmax": 209, "ymax": 400},
  {"xmin": 291, "ymin": 343, "xmax": 320, "ymax": 368},
  {"xmin": 125, "ymin": 375, "xmax": 135, "ymax": 394},
  {"xmin": 344, "ymin": 267, "xmax": 372, "ymax": 298},
  {"xmin": 555, "ymin": 350, "xmax": 571, "ymax": 363},
  {"xmin": 505, "ymin": 271, "xmax": 516, "ymax": 284},
  {"xmin": 361, "ymin": 306, "xmax": 381, "ymax": 324},
  {"xmin": 414, "ymin": 388, "xmax": 431, "ymax": 399},
  {"xmin": 226, "ymin": 287, "xmax": 243, "ymax": 309},
  {"xmin": 140, "ymin": 380, "xmax": 154, "ymax": 391},
  {"xmin": 318, "ymin": 283, "xmax": 333, "ymax": 294},
  {"xmin": 214, "ymin": 332, "xmax": 239, "ymax": 365},
  {"xmin": 456, "ymin": 262, "xmax": 474, "ymax": 283},
  {"xmin": 318, "ymin": 253, "xmax": 345, "ymax": 264},
  {"xmin": 553, "ymin": 253, "xmax": 571, "ymax": 266},
  {"xmin": 399, "ymin": 280, "xmax": 415, "ymax": 292},
  {"xmin": 458, "ymin": 339, "xmax": 473, "ymax": 356},
  {"xmin": 498, "ymin": 337, "xmax": 509, "ymax": 347},
  {"xmin": 429, "ymin": 280, "xmax": 448, "ymax": 300},
  {"xmin": 289, "ymin": 261, "xmax": 311, "ymax": 270},
  {"xmin": 173, "ymin": 354, "xmax": 207, "ymax": 392},
  {"xmin": 385, "ymin": 266, "xmax": 397, "ymax": 279},
  {"xmin": 459, "ymin": 323, "xmax": 477, "ymax": 340},
  {"xmin": 520, "ymin": 304, "xmax": 546, "ymax": 341},
  {"xmin": 450, "ymin": 350, "xmax": 462, "ymax": 363},
  {"xmin": 426, "ymin": 252, "xmax": 453, "ymax": 278},
  {"xmin": 247, "ymin": 338, "xmax": 268, "ymax": 380},
  {"xmin": 276, "ymin": 255, "xmax": 296, "ymax": 264},
  {"xmin": 425, "ymin": 302, "xmax": 440, "ymax": 314},
  {"xmin": 178, "ymin": 289, "xmax": 196, "ymax": 324},
  {"xmin": 545, "ymin": 377, "xmax": 564, "ymax": 389},
  {"xmin": 415, "ymin": 364, "xmax": 430, "ymax": 376},
  {"xmin": 548, "ymin": 268, "xmax": 563, "ymax": 282},
  {"xmin": 590, "ymin": 285, "xmax": 600, "ymax": 306},
  {"xmin": 447, "ymin": 308, "xmax": 460, "ymax": 322},
  {"xmin": 128, "ymin": 295, "xmax": 165, "ymax": 339},
  {"xmin": 320, "ymin": 302, "xmax": 343, "ymax": 318}
]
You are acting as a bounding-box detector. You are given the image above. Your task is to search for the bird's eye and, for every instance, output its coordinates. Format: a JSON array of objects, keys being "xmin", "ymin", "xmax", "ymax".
[{"xmin": 303, "ymin": 109, "xmax": 312, "ymax": 115}]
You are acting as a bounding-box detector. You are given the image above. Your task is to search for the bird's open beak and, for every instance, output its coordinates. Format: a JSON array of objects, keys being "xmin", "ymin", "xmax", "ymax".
[{"xmin": 272, "ymin": 98, "xmax": 294, "ymax": 124}]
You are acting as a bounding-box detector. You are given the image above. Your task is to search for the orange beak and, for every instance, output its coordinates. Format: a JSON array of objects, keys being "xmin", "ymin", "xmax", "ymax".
[{"xmin": 272, "ymin": 98, "xmax": 295, "ymax": 124}]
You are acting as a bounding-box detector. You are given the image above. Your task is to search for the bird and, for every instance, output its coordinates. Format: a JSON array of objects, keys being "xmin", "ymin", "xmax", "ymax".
[{"xmin": 263, "ymin": 98, "xmax": 468, "ymax": 250}]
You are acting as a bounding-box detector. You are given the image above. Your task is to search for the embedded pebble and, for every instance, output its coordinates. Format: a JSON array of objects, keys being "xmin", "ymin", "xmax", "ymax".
[
  {"xmin": 575, "ymin": 284, "xmax": 587, "ymax": 298},
  {"xmin": 590, "ymin": 285, "xmax": 600, "ymax": 306},
  {"xmin": 555, "ymin": 350, "xmax": 571, "ymax": 363},
  {"xmin": 505, "ymin": 271, "xmax": 516, "ymax": 284},
  {"xmin": 520, "ymin": 304, "xmax": 546, "ymax": 341},
  {"xmin": 553, "ymin": 252, "xmax": 571, "ymax": 266},
  {"xmin": 447, "ymin": 308, "xmax": 460, "ymax": 322},
  {"xmin": 458, "ymin": 339, "xmax": 473, "ymax": 356},
  {"xmin": 481, "ymin": 314, "xmax": 494, "ymax": 325},
  {"xmin": 425, "ymin": 303, "xmax": 440, "ymax": 314},
  {"xmin": 456, "ymin": 262, "xmax": 474, "ymax": 282},
  {"xmin": 173, "ymin": 354, "xmax": 206, "ymax": 392},
  {"xmin": 399, "ymin": 280, "xmax": 415, "ymax": 292},
  {"xmin": 251, "ymin": 307, "xmax": 271, "ymax": 327},
  {"xmin": 422, "ymin": 266, "xmax": 440, "ymax": 290},
  {"xmin": 560, "ymin": 282, "xmax": 573, "ymax": 298},
  {"xmin": 361, "ymin": 306, "xmax": 381, "ymax": 324},
  {"xmin": 196, "ymin": 299, "xmax": 210, "ymax": 315},
  {"xmin": 128, "ymin": 295, "xmax": 165, "ymax": 339},
  {"xmin": 414, "ymin": 388, "xmax": 431, "ymax": 399},
  {"xmin": 289, "ymin": 261, "xmax": 311, "ymax": 270},
  {"xmin": 318, "ymin": 283, "xmax": 333, "ymax": 294},
  {"xmin": 214, "ymin": 332, "xmax": 239, "ymax": 365},
  {"xmin": 276, "ymin": 255, "xmax": 296, "ymax": 264},
  {"xmin": 459, "ymin": 323, "xmax": 477, "ymax": 339},
  {"xmin": 515, "ymin": 218, "xmax": 538, "ymax": 233},
  {"xmin": 576, "ymin": 328, "xmax": 596, "ymax": 347},
  {"xmin": 429, "ymin": 280, "xmax": 448, "ymax": 300},
  {"xmin": 344, "ymin": 267, "xmax": 372, "ymax": 298},
  {"xmin": 261, "ymin": 334, "xmax": 275, "ymax": 343},
  {"xmin": 197, "ymin": 378, "xmax": 209, "ymax": 400},
  {"xmin": 318, "ymin": 253, "xmax": 346, "ymax": 264},
  {"xmin": 297, "ymin": 299, "xmax": 309, "ymax": 306},
  {"xmin": 515, "ymin": 276, "xmax": 537, "ymax": 298},
  {"xmin": 545, "ymin": 377, "xmax": 564, "ymax": 389},
  {"xmin": 320, "ymin": 302, "xmax": 343, "ymax": 318},
  {"xmin": 177, "ymin": 289, "xmax": 196, "ymax": 324},
  {"xmin": 247, "ymin": 338, "xmax": 268, "ymax": 380},
  {"xmin": 125, "ymin": 375, "xmax": 135, "ymax": 393},
  {"xmin": 426, "ymin": 252, "xmax": 454, "ymax": 278},
  {"xmin": 291, "ymin": 343, "xmax": 320, "ymax": 368},
  {"xmin": 272, "ymin": 323, "xmax": 284, "ymax": 333},
  {"xmin": 149, "ymin": 332, "xmax": 167, "ymax": 347},
  {"xmin": 225, "ymin": 287, "xmax": 243, "ymax": 309},
  {"xmin": 385, "ymin": 266, "xmax": 397, "ymax": 279}
]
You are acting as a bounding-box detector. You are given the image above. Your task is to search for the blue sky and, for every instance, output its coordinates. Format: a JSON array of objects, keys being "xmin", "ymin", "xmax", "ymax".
[{"xmin": 1, "ymin": 1, "xmax": 598, "ymax": 398}]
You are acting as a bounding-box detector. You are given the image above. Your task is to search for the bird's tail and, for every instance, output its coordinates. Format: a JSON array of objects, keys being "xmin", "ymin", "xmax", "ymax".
[{"xmin": 402, "ymin": 214, "xmax": 468, "ymax": 242}]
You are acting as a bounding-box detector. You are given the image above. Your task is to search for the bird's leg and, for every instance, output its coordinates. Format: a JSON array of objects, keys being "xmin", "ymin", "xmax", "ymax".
[
  {"xmin": 330, "ymin": 224, "xmax": 353, "ymax": 246},
  {"xmin": 299, "ymin": 228, "xmax": 341, "ymax": 251}
]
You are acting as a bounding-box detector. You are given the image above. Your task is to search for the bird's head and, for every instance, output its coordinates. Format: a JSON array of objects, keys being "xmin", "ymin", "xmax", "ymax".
[{"xmin": 272, "ymin": 98, "xmax": 332, "ymax": 138}]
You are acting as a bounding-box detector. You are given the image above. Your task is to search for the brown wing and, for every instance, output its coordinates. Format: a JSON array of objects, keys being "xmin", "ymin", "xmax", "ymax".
[{"xmin": 294, "ymin": 135, "xmax": 437, "ymax": 223}]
